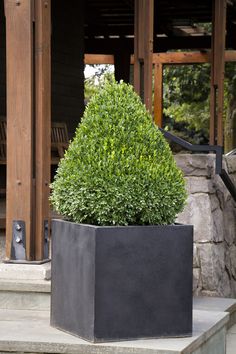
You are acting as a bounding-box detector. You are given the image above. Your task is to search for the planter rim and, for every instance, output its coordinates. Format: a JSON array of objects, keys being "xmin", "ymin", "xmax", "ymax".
[{"xmin": 52, "ymin": 219, "xmax": 193, "ymax": 229}]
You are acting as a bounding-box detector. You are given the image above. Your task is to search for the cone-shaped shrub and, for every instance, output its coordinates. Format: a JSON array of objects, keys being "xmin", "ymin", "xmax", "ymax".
[{"xmin": 50, "ymin": 80, "xmax": 187, "ymax": 225}]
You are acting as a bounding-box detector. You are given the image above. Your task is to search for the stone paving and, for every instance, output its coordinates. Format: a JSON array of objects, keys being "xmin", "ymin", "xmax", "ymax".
[
  {"xmin": 0, "ymin": 269, "xmax": 235, "ymax": 353},
  {"xmin": 0, "ymin": 308, "xmax": 229, "ymax": 354},
  {"xmin": 0, "ymin": 311, "xmax": 235, "ymax": 353}
]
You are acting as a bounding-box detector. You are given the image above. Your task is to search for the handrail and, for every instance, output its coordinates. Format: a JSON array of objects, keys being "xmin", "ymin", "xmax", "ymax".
[
  {"xmin": 225, "ymin": 148, "xmax": 236, "ymax": 156},
  {"xmin": 159, "ymin": 128, "xmax": 236, "ymax": 202}
]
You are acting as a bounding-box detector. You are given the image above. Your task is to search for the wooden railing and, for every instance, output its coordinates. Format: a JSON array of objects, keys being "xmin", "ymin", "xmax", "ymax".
[{"xmin": 85, "ymin": 50, "xmax": 236, "ymax": 139}]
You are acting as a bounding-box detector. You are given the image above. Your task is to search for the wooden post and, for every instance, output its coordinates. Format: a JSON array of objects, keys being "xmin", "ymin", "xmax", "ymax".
[
  {"xmin": 5, "ymin": 0, "xmax": 34, "ymax": 260},
  {"xmin": 210, "ymin": 0, "xmax": 227, "ymax": 146},
  {"xmin": 134, "ymin": 0, "xmax": 154, "ymax": 113},
  {"xmin": 35, "ymin": 0, "xmax": 51, "ymax": 260},
  {"xmin": 5, "ymin": 0, "xmax": 51, "ymax": 261},
  {"xmin": 134, "ymin": 0, "xmax": 143, "ymax": 97},
  {"xmin": 154, "ymin": 63, "xmax": 163, "ymax": 127}
]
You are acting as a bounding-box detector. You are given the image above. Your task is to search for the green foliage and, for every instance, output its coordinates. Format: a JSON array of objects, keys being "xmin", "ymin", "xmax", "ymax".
[
  {"xmin": 164, "ymin": 100, "xmax": 210, "ymax": 135},
  {"xmin": 163, "ymin": 62, "xmax": 236, "ymax": 143},
  {"xmin": 51, "ymin": 80, "xmax": 187, "ymax": 226},
  {"xmin": 164, "ymin": 63, "xmax": 211, "ymax": 105},
  {"xmin": 163, "ymin": 63, "xmax": 211, "ymax": 140},
  {"xmin": 84, "ymin": 65, "xmax": 114, "ymax": 102}
]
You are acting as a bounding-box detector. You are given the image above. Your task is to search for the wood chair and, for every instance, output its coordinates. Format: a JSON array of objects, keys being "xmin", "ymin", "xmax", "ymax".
[
  {"xmin": 0, "ymin": 118, "xmax": 69, "ymax": 165},
  {"xmin": 51, "ymin": 122, "xmax": 69, "ymax": 164}
]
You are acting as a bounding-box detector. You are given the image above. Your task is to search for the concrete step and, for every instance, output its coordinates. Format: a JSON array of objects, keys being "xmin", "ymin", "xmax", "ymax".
[
  {"xmin": 193, "ymin": 296, "xmax": 236, "ymax": 328},
  {"xmin": 0, "ymin": 263, "xmax": 51, "ymax": 310},
  {"xmin": 0, "ymin": 308, "xmax": 229, "ymax": 354},
  {"xmin": 0, "ymin": 279, "xmax": 51, "ymax": 310},
  {"xmin": 227, "ymin": 324, "xmax": 236, "ymax": 354}
]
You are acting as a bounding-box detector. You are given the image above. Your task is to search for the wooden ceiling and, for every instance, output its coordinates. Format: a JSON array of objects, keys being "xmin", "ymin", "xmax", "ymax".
[{"xmin": 84, "ymin": 0, "xmax": 236, "ymax": 53}]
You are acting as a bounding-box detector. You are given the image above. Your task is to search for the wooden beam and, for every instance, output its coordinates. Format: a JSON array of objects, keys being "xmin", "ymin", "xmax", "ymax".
[
  {"xmin": 152, "ymin": 50, "xmax": 236, "ymax": 64},
  {"xmin": 5, "ymin": 0, "xmax": 34, "ymax": 260},
  {"xmin": 134, "ymin": 0, "xmax": 154, "ymax": 112},
  {"xmin": 225, "ymin": 50, "xmax": 236, "ymax": 62},
  {"xmin": 154, "ymin": 63, "xmax": 163, "ymax": 127},
  {"xmin": 84, "ymin": 54, "xmax": 114, "ymax": 65},
  {"xmin": 35, "ymin": 0, "xmax": 51, "ymax": 260},
  {"xmin": 210, "ymin": 0, "xmax": 227, "ymax": 146},
  {"xmin": 84, "ymin": 50, "xmax": 236, "ymax": 66},
  {"xmin": 153, "ymin": 52, "xmax": 211, "ymax": 64}
]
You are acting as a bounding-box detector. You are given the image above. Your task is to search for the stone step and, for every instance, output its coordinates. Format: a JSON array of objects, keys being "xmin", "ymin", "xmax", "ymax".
[
  {"xmin": 0, "ymin": 308, "xmax": 229, "ymax": 354},
  {"xmin": 0, "ymin": 279, "xmax": 51, "ymax": 310},
  {"xmin": 0, "ymin": 261, "xmax": 235, "ymax": 353},
  {"xmin": 0, "ymin": 262, "xmax": 51, "ymax": 310},
  {"xmin": 193, "ymin": 296, "xmax": 236, "ymax": 328}
]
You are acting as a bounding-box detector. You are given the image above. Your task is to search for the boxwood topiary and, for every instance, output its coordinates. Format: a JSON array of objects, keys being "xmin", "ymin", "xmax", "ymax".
[{"xmin": 50, "ymin": 80, "xmax": 187, "ymax": 225}]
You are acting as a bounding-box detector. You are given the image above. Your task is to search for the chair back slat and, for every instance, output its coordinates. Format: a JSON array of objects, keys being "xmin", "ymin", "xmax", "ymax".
[{"xmin": 0, "ymin": 118, "xmax": 69, "ymax": 164}]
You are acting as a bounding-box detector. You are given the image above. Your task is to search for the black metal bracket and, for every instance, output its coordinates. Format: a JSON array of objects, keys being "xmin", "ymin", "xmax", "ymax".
[
  {"xmin": 9, "ymin": 220, "xmax": 50, "ymax": 262},
  {"xmin": 44, "ymin": 220, "xmax": 49, "ymax": 259},
  {"xmin": 159, "ymin": 128, "xmax": 236, "ymax": 202},
  {"xmin": 11, "ymin": 220, "xmax": 26, "ymax": 260}
]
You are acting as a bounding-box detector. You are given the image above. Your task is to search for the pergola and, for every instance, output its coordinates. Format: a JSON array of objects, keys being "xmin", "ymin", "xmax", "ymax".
[{"xmin": 1, "ymin": 0, "xmax": 236, "ymax": 261}]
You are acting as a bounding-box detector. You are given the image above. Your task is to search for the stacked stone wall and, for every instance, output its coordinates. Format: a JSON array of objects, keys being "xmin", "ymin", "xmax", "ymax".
[{"xmin": 175, "ymin": 154, "xmax": 236, "ymax": 297}]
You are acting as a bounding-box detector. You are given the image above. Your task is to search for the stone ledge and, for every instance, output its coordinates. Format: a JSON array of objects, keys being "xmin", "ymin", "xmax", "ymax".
[
  {"xmin": 0, "ymin": 279, "xmax": 51, "ymax": 293},
  {"xmin": 174, "ymin": 154, "xmax": 215, "ymax": 177},
  {"xmin": 0, "ymin": 290, "xmax": 50, "ymax": 311},
  {"xmin": 0, "ymin": 262, "xmax": 51, "ymax": 281},
  {"xmin": 193, "ymin": 296, "xmax": 236, "ymax": 328},
  {"xmin": 193, "ymin": 296, "xmax": 236, "ymax": 313},
  {"xmin": 0, "ymin": 309, "xmax": 229, "ymax": 354}
]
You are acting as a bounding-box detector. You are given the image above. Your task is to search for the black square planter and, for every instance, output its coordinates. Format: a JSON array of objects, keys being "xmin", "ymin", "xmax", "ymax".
[{"xmin": 51, "ymin": 219, "xmax": 193, "ymax": 342}]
